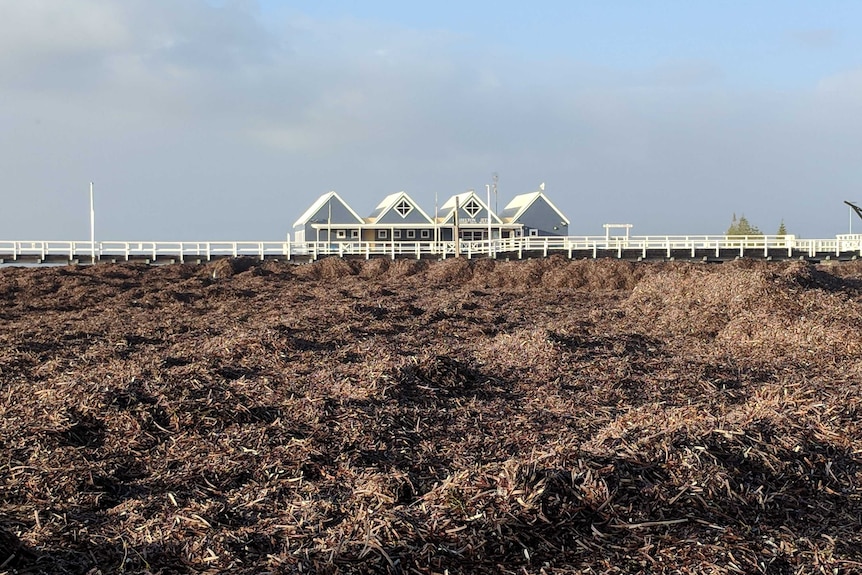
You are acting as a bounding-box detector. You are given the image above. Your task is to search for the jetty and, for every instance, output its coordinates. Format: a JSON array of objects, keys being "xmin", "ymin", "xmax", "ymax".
[{"xmin": 2, "ymin": 234, "xmax": 862, "ymax": 265}]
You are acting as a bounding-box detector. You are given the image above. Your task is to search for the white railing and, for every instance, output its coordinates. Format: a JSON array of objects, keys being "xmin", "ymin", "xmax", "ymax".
[{"xmin": 2, "ymin": 235, "xmax": 862, "ymax": 262}]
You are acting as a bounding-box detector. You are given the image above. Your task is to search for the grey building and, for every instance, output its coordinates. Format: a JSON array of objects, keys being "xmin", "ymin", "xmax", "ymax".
[
  {"xmin": 363, "ymin": 192, "xmax": 436, "ymax": 242},
  {"xmin": 436, "ymin": 191, "xmax": 516, "ymax": 241},
  {"xmin": 292, "ymin": 187, "xmax": 571, "ymax": 243},
  {"xmin": 499, "ymin": 190, "xmax": 569, "ymax": 237},
  {"xmin": 292, "ymin": 191, "xmax": 364, "ymax": 243}
]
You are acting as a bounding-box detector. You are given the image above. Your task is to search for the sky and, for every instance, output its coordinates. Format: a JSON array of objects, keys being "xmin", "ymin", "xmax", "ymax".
[{"xmin": 1, "ymin": 0, "xmax": 861, "ymax": 240}]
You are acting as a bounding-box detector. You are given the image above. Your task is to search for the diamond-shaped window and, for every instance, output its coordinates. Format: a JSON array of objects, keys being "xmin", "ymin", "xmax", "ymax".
[
  {"xmin": 394, "ymin": 198, "xmax": 413, "ymax": 218},
  {"xmin": 463, "ymin": 198, "xmax": 483, "ymax": 218}
]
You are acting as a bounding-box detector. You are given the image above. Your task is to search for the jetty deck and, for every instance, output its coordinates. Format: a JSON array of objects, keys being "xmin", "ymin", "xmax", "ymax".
[{"xmin": 2, "ymin": 235, "xmax": 862, "ymax": 265}]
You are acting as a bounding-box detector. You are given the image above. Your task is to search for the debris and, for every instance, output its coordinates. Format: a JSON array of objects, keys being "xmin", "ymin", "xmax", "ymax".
[{"xmin": 1, "ymin": 258, "xmax": 861, "ymax": 573}]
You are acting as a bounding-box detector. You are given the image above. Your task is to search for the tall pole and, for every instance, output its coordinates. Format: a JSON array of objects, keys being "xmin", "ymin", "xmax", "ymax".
[
  {"xmin": 434, "ymin": 192, "xmax": 439, "ymax": 250},
  {"xmin": 493, "ymin": 172, "xmax": 498, "ymax": 213},
  {"xmin": 90, "ymin": 182, "xmax": 95, "ymax": 264},
  {"xmin": 486, "ymin": 183, "xmax": 492, "ymax": 256},
  {"xmin": 454, "ymin": 196, "xmax": 461, "ymax": 258}
]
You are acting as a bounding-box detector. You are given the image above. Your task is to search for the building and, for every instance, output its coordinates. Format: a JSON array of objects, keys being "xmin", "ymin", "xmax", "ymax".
[
  {"xmin": 292, "ymin": 186, "xmax": 569, "ymax": 243},
  {"xmin": 363, "ymin": 192, "xmax": 436, "ymax": 242},
  {"xmin": 499, "ymin": 189, "xmax": 570, "ymax": 237},
  {"xmin": 292, "ymin": 191, "xmax": 364, "ymax": 243},
  {"xmin": 435, "ymin": 190, "xmax": 518, "ymax": 240}
]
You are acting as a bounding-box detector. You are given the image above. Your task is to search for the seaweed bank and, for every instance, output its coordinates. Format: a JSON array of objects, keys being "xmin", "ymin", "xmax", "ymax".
[{"xmin": 1, "ymin": 257, "xmax": 861, "ymax": 574}]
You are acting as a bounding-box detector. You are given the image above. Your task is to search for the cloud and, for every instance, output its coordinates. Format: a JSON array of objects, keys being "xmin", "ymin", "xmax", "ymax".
[
  {"xmin": 0, "ymin": 2, "xmax": 859, "ymax": 240},
  {"xmin": 816, "ymin": 68, "xmax": 862, "ymax": 99},
  {"xmin": 790, "ymin": 28, "xmax": 838, "ymax": 50},
  {"xmin": 0, "ymin": 0, "xmax": 129, "ymax": 58}
]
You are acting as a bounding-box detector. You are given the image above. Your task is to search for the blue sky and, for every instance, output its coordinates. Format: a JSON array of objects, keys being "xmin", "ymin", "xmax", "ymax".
[{"xmin": 1, "ymin": 1, "xmax": 861, "ymax": 239}]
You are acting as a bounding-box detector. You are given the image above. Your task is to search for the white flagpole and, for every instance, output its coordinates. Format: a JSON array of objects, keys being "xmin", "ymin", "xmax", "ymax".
[
  {"xmin": 90, "ymin": 182, "xmax": 95, "ymax": 264},
  {"xmin": 434, "ymin": 192, "xmax": 439, "ymax": 249},
  {"xmin": 486, "ymin": 183, "xmax": 492, "ymax": 256}
]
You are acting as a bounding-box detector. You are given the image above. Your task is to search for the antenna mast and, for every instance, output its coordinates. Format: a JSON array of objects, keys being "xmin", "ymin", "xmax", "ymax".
[{"xmin": 493, "ymin": 172, "xmax": 498, "ymax": 214}]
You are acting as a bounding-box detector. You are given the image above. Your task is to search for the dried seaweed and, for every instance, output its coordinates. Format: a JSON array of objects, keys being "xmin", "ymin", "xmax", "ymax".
[{"xmin": 1, "ymin": 258, "xmax": 861, "ymax": 574}]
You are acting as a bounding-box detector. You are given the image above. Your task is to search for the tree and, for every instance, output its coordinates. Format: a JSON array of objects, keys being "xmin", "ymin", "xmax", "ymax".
[
  {"xmin": 777, "ymin": 220, "xmax": 788, "ymax": 236},
  {"xmin": 726, "ymin": 213, "xmax": 762, "ymax": 236}
]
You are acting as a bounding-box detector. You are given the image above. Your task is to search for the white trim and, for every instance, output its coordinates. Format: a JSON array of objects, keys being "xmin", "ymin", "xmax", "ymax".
[
  {"xmin": 393, "ymin": 229, "xmax": 402, "ymax": 239},
  {"xmin": 368, "ymin": 191, "xmax": 434, "ymax": 224},
  {"xmin": 377, "ymin": 229, "xmax": 388, "ymax": 239},
  {"xmin": 502, "ymin": 191, "xmax": 570, "ymax": 226},
  {"xmin": 439, "ymin": 191, "xmax": 504, "ymax": 225},
  {"xmin": 406, "ymin": 229, "xmax": 415, "ymax": 239},
  {"xmin": 293, "ymin": 191, "xmax": 364, "ymax": 228},
  {"xmin": 394, "ymin": 198, "xmax": 413, "ymax": 218},
  {"xmin": 420, "ymin": 229, "xmax": 430, "ymax": 239}
]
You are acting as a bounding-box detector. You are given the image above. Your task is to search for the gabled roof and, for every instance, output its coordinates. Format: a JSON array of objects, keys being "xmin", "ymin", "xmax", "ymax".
[
  {"xmin": 365, "ymin": 191, "xmax": 434, "ymax": 224},
  {"xmin": 438, "ymin": 190, "xmax": 503, "ymax": 225},
  {"xmin": 292, "ymin": 191, "xmax": 364, "ymax": 228},
  {"xmin": 499, "ymin": 190, "xmax": 570, "ymax": 225}
]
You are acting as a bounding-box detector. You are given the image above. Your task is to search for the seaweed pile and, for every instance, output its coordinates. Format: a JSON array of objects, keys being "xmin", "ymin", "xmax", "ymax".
[{"xmin": 1, "ymin": 257, "xmax": 861, "ymax": 574}]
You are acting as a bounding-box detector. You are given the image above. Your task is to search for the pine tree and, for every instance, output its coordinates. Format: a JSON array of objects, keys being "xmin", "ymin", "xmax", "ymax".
[
  {"xmin": 777, "ymin": 220, "xmax": 787, "ymax": 236},
  {"xmin": 726, "ymin": 214, "xmax": 762, "ymax": 236}
]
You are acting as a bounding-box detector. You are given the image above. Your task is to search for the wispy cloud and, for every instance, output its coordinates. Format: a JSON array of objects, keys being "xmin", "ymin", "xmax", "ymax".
[
  {"xmin": 790, "ymin": 28, "xmax": 838, "ymax": 50},
  {"xmin": 0, "ymin": 2, "xmax": 859, "ymax": 239}
]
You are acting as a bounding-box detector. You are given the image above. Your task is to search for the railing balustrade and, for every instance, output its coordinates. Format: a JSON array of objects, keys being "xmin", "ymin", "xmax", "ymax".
[{"xmin": 2, "ymin": 235, "xmax": 862, "ymax": 263}]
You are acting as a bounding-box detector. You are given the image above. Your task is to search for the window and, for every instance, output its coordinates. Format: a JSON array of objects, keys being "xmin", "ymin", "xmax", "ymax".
[
  {"xmin": 351, "ymin": 229, "xmax": 359, "ymax": 238},
  {"xmin": 393, "ymin": 230, "xmax": 402, "ymax": 239},
  {"xmin": 461, "ymin": 230, "xmax": 485, "ymax": 241},
  {"xmin": 421, "ymin": 229, "xmax": 430, "ymax": 239},
  {"xmin": 406, "ymin": 229, "xmax": 415, "ymax": 239},
  {"xmin": 377, "ymin": 229, "xmax": 388, "ymax": 239},
  {"xmin": 394, "ymin": 198, "xmax": 413, "ymax": 218},
  {"xmin": 463, "ymin": 198, "xmax": 483, "ymax": 219},
  {"xmin": 529, "ymin": 229, "xmax": 540, "ymax": 237},
  {"xmin": 336, "ymin": 230, "xmax": 346, "ymax": 239}
]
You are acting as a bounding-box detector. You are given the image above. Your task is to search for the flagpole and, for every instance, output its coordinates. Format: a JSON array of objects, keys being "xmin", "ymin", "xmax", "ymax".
[
  {"xmin": 486, "ymin": 183, "xmax": 492, "ymax": 257},
  {"xmin": 434, "ymin": 192, "xmax": 439, "ymax": 250}
]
